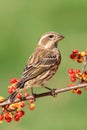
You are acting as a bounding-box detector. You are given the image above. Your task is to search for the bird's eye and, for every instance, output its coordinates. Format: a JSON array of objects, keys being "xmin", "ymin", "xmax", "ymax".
[{"xmin": 49, "ymin": 35, "xmax": 54, "ymax": 39}]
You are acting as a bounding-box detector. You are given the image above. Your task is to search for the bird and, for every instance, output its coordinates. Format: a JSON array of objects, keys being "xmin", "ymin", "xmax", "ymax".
[{"xmin": 7, "ymin": 32, "xmax": 64, "ymax": 103}]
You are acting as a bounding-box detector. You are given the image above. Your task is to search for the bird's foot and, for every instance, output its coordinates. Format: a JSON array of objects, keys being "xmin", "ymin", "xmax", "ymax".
[
  {"xmin": 50, "ymin": 88, "xmax": 56, "ymax": 97},
  {"xmin": 42, "ymin": 85, "xmax": 56, "ymax": 97}
]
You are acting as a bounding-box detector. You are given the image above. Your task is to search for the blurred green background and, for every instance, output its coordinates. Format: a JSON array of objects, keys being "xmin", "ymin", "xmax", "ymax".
[{"xmin": 0, "ymin": 0, "xmax": 87, "ymax": 129}]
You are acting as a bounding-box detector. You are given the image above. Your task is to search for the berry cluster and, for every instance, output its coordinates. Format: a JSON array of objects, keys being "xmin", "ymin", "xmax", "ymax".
[
  {"xmin": 70, "ymin": 49, "xmax": 87, "ymax": 63},
  {"xmin": 68, "ymin": 49, "xmax": 87, "ymax": 95},
  {"xmin": 0, "ymin": 78, "xmax": 35, "ymax": 123}
]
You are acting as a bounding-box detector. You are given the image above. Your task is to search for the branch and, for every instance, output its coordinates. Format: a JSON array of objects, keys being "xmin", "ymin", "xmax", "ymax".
[{"xmin": 0, "ymin": 83, "xmax": 87, "ymax": 107}]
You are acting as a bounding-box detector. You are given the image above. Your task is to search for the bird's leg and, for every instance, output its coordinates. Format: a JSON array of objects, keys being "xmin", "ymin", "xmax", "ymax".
[
  {"xmin": 31, "ymin": 88, "xmax": 34, "ymax": 95},
  {"xmin": 81, "ymin": 56, "xmax": 87, "ymax": 73},
  {"xmin": 30, "ymin": 88, "xmax": 36, "ymax": 101},
  {"xmin": 42, "ymin": 84, "xmax": 56, "ymax": 97}
]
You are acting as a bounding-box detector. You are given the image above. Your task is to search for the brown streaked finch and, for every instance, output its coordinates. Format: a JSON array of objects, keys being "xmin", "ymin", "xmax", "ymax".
[{"xmin": 6, "ymin": 32, "xmax": 64, "ymax": 103}]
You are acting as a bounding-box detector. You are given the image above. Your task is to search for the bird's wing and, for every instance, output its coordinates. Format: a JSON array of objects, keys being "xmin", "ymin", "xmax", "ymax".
[{"xmin": 19, "ymin": 48, "xmax": 59, "ymax": 85}]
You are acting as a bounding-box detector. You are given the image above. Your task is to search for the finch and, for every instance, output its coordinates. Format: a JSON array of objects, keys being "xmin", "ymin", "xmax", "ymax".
[{"xmin": 7, "ymin": 32, "xmax": 64, "ymax": 103}]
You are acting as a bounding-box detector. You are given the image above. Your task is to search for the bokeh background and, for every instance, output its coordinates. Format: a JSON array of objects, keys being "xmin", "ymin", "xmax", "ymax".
[{"xmin": 0, "ymin": 0, "xmax": 87, "ymax": 129}]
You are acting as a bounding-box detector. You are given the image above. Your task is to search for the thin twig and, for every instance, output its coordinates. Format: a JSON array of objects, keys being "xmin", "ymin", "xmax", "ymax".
[{"xmin": 0, "ymin": 83, "xmax": 87, "ymax": 107}]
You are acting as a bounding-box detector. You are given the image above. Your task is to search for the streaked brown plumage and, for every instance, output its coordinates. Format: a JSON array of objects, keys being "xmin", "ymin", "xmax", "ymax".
[{"xmin": 8, "ymin": 32, "xmax": 64, "ymax": 102}]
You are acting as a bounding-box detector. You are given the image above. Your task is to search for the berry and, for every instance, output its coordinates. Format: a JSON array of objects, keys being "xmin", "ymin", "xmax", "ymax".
[
  {"xmin": 16, "ymin": 93, "xmax": 22, "ymax": 99},
  {"xmin": 85, "ymin": 87, "xmax": 87, "ymax": 90},
  {"xmin": 8, "ymin": 88, "xmax": 13, "ymax": 94},
  {"xmin": 10, "ymin": 78, "xmax": 18, "ymax": 84},
  {"xmin": 0, "ymin": 114, "xmax": 3, "ymax": 121},
  {"xmin": 72, "ymin": 89, "xmax": 78, "ymax": 93},
  {"xmin": 76, "ymin": 69, "xmax": 80, "ymax": 74},
  {"xmin": 13, "ymin": 86, "xmax": 17, "ymax": 90},
  {"xmin": 70, "ymin": 73, "xmax": 76, "ymax": 78},
  {"xmin": 0, "ymin": 96, "xmax": 4, "ymax": 102},
  {"xmin": 68, "ymin": 68, "xmax": 74, "ymax": 74},
  {"xmin": 84, "ymin": 71, "xmax": 87, "ymax": 75},
  {"xmin": 5, "ymin": 117, "xmax": 12, "ymax": 123},
  {"xmin": 14, "ymin": 115, "xmax": 20, "ymax": 122},
  {"xmin": 17, "ymin": 111, "xmax": 24, "ymax": 117},
  {"xmin": 29, "ymin": 98, "xmax": 34, "ymax": 103},
  {"xmin": 29, "ymin": 103, "xmax": 35, "ymax": 110},
  {"xmin": 70, "ymin": 53, "xmax": 76, "ymax": 59},
  {"xmin": 24, "ymin": 92, "xmax": 29, "ymax": 97},
  {"xmin": 70, "ymin": 77, "xmax": 76, "ymax": 82},
  {"xmin": 73, "ymin": 49, "xmax": 78, "ymax": 53},
  {"xmin": 81, "ymin": 51, "xmax": 85, "ymax": 56},
  {"xmin": 20, "ymin": 102, "xmax": 25, "ymax": 107},
  {"xmin": 77, "ymin": 89, "xmax": 82, "ymax": 95}
]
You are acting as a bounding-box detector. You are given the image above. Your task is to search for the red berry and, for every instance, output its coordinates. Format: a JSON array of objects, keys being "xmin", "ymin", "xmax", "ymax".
[
  {"xmin": 5, "ymin": 117, "xmax": 12, "ymax": 123},
  {"xmin": 70, "ymin": 77, "xmax": 76, "ymax": 82},
  {"xmin": 76, "ymin": 69, "xmax": 80, "ymax": 74},
  {"xmin": 0, "ymin": 114, "xmax": 3, "ymax": 121},
  {"xmin": 16, "ymin": 93, "xmax": 22, "ymax": 99},
  {"xmin": 70, "ymin": 73, "xmax": 76, "ymax": 78},
  {"xmin": 14, "ymin": 115, "xmax": 20, "ymax": 122},
  {"xmin": 21, "ymin": 110, "xmax": 25, "ymax": 115},
  {"xmin": 8, "ymin": 88, "xmax": 13, "ymax": 94},
  {"xmin": 77, "ymin": 89, "xmax": 82, "ymax": 95},
  {"xmin": 20, "ymin": 110, "xmax": 25, "ymax": 116},
  {"xmin": 68, "ymin": 68, "xmax": 74, "ymax": 74},
  {"xmin": 5, "ymin": 113, "xmax": 10, "ymax": 119},
  {"xmin": 10, "ymin": 78, "xmax": 18, "ymax": 84},
  {"xmin": 24, "ymin": 92, "xmax": 29, "ymax": 97},
  {"xmin": 84, "ymin": 71, "xmax": 87, "ymax": 75},
  {"xmin": 13, "ymin": 86, "xmax": 17, "ymax": 90},
  {"xmin": 29, "ymin": 99, "xmax": 34, "ymax": 103},
  {"xmin": 17, "ymin": 111, "xmax": 24, "ymax": 117},
  {"xmin": 73, "ymin": 49, "xmax": 78, "ymax": 53},
  {"xmin": 20, "ymin": 102, "xmax": 25, "ymax": 107},
  {"xmin": 70, "ymin": 53, "xmax": 76, "ymax": 59}
]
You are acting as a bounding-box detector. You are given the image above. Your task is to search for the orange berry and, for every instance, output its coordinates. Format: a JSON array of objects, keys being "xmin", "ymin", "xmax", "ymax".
[
  {"xmin": 0, "ymin": 96, "xmax": 4, "ymax": 102},
  {"xmin": 85, "ymin": 87, "xmax": 87, "ymax": 90},
  {"xmin": 81, "ymin": 51, "xmax": 85, "ymax": 56},
  {"xmin": 29, "ymin": 103, "xmax": 35, "ymax": 110},
  {"xmin": 71, "ymin": 89, "xmax": 77, "ymax": 93},
  {"xmin": 85, "ymin": 50, "xmax": 87, "ymax": 55}
]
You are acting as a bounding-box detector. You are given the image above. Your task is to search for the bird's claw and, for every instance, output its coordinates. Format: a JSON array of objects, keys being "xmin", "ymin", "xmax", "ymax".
[{"xmin": 51, "ymin": 89, "xmax": 56, "ymax": 97}]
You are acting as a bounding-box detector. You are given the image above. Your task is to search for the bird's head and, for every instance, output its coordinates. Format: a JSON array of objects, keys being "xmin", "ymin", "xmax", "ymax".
[{"xmin": 38, "ymin": 32, "xmax": 64, "ymax": 49}]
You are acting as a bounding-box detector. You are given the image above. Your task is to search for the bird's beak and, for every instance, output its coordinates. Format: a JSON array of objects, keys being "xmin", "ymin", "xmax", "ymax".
[{"xmin": 57, "ymin": 35, "xmax": 64, "ymax": 41}]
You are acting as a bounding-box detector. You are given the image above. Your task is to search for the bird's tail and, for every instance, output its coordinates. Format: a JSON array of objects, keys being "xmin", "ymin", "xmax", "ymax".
[
  {"xmin": 0, "ymin": 90, "xmax": 19, "ymax": 107},
  {"xmin": 8, "ymin": 90, "xmax": 19, "ymax": 103},
  {"xmin": 8, "ymin": 81, "xmax": 24, "ymax": 103},
  {"xmin": 0, "ymin": 81, "xmax": 24, "ymax": 106}
]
